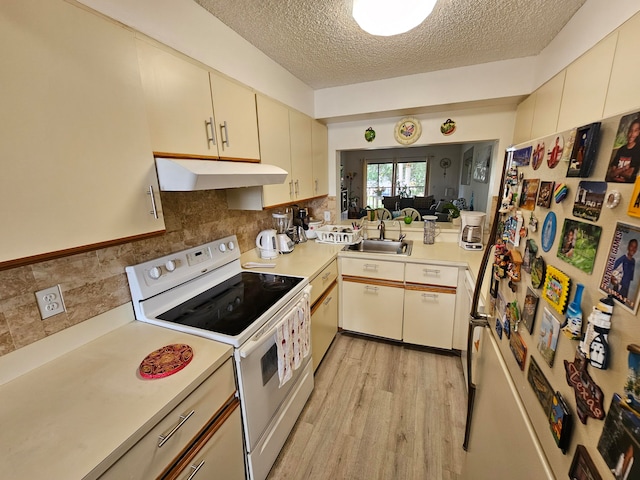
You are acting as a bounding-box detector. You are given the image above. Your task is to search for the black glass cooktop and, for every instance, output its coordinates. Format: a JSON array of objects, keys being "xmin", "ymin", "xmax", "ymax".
[{"xmin": 157, "ymin": 272, "xmax": 303, "ymax": 336}]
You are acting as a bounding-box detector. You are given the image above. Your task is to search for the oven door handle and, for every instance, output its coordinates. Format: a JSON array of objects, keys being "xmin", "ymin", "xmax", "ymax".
[
  {"xmin": 238, "ymin": 313, "xmax": 291, "ymax": 359},
  {"xmin": 238, "ymin": 285, "xmax": 311, "ymax": 359}
]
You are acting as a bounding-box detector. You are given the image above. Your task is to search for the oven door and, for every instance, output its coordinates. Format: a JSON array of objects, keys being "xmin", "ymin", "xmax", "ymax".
[{"xmin": 235, "ymin": 286, "xmax": 312, "ymax": 451}]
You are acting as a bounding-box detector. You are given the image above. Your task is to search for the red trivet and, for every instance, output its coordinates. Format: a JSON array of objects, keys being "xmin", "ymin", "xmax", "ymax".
[{"xmin": 139, "ymin": 344, "xmax": 193, "ymax": 379}]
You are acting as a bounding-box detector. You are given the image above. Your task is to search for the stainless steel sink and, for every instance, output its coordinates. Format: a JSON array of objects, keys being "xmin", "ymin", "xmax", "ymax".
[{"xmin": 343, "ymin": 239, "xmax": 413, "ymax": 255}]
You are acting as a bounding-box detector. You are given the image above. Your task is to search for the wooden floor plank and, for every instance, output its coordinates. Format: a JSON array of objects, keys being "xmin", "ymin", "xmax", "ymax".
[{"xmin": 267, "ymin": 333, "xmax": 467, "ymax": 480}]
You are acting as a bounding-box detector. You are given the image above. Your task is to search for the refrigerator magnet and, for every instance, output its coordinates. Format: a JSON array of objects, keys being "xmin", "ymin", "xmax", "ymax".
[
  {"xmin": 549, "ymin": 391, "xmax": 572, "ymax": 454},
  {"xmin": 564, "ymin": 349, "xmax": 605, "ymax": 424},
  {"xmin": 509, "ymin": 332, "xmax": 527, "ymax": 371},
  {"xmin": 541, "ymin": 212, "xmax": 556, "ymax": 252},
  {"xmin": 495, "ymin": 317, "xmax": 503, "ymax": 339},
  {"xmin": 566, "ymin": 122, "xmax": 601, "ymax": 178},
  {"xmin": 530, "ymin": 256, "xmax": 546, "ymax": 289},
  {"xmin": 542, "ymin": 265, "xmax": 571, "ymax": 315}
]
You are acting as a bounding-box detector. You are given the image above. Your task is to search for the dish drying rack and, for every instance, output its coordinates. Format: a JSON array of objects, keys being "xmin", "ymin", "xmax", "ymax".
[{"xmin": 315, "ymin": 225, "xmax": 362, "ymax": 245}]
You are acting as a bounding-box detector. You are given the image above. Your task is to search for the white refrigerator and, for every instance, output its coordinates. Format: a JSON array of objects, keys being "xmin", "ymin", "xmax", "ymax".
[{"xmin": 461, "ymin": 108, "xmax": 640, "ymax": 480}]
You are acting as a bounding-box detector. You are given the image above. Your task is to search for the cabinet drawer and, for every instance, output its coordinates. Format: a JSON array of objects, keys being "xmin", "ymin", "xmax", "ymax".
[
  {"xmin": 310, "ymin": 259, "xmax": 338, "ymax": 305},
  {"xmin": 405, "ymin": 263, "xmax": 458, "ymax": 287},
  {"xmin": 340, "ymin": 257, "xmax": 404, "ymax": 282},
  {"xmin": 100, "ymin": 358, "xmax": 235, "ymax": 480}
]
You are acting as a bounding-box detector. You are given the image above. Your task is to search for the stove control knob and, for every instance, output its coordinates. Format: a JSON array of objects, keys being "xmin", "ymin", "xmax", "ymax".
[
  {"xmin": 227, "ymin": 241, "xmax": 236, "ymax": 251},
  {"xmin": 148, "ymin": 266, "xmax": 162, "ymax": 280},
  {"xmin": 165, "ymin": 260, "xmax": 176, "ymax": 272},
  {"xmin": 218, "ymin": 243, "xmax": 227, "ymax": 253}
]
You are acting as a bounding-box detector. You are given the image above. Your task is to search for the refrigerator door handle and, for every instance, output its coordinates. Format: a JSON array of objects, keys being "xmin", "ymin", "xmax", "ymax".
[{"xmin": 463, "ymin": 312, "xmax": 490, "ymax": 451}]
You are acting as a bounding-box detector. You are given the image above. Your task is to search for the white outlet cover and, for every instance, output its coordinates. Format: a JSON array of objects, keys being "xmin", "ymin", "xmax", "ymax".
[
  {"xmin": 35, "ymin": 285, "xmax": 66, "ymax": 319},
  {"xmin": 324, "ymin": 211, "xmax": 331, "ymax": 222}
]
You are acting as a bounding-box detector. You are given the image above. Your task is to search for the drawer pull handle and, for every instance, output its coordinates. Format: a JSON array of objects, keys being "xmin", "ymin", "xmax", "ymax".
[
  {"xmin": 186, "ymin": 460, "xmax": 205, "ymax": 480},
  {"xmin": 322, "ymin": 272, "xmax": 331, "ymax": 281},
  {"xmin": 422, "ymin": 268, "xmax": 440, "ymax": 275},
  {"xmin": 421, "ymin": 293, "xmax": 438, "ymax": 299},
  {"xmin": 364, "ymin": 285, "xmax": 379, "ymax": 292},
  {"xmin": 158, "ymin": 410, "xmax": 195, "ymax": 447},
  {"xmin": 363, "ymin": 264, "xmax": 379, "ymax": 271},
  {"xmin": 323, "ymin": 295, "xmax": 333, "ymax": 306}
]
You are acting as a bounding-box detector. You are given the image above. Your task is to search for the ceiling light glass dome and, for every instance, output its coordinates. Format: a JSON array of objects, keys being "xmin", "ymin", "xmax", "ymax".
[{"xmin": 352, "ymin": 0, "xmax": 437, "ymax": 36}]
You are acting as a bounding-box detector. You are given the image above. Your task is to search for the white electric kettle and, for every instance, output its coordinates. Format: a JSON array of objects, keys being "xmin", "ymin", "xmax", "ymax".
[{"xmin": 256, "ymin": 229, "xmax": 278, "ymax": 259}]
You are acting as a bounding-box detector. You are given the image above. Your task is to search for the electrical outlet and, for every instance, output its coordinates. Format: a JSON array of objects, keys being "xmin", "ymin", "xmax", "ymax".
[
  {"xmin": 35, "ymin": 285, "xmax": 66, "ymax": 319},
  {"xmin": 324, "ymin": 210, "xmax": 331, "ymax": 222}
]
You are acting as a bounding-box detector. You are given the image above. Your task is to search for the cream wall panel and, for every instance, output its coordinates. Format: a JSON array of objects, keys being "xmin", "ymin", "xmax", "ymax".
[
  {"xmin": 530, "ymin": 71, "xmax": 565, "ymax": 139},
  {"xmin": 557, "ymin": 33, "xmax": 617, "ymax": 131},
  {"xmin": 604, "ymin": 12, "xmax": 640, "ymax": 117},
  {"xmin": 513, "ymin": 94, "xmax": 536, "ymax": 144},
  {"xmin": 312, "ymin": 120, "xmax": 329, "ymax": 197}
]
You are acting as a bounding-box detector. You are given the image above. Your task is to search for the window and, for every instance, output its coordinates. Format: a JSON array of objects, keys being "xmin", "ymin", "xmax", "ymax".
[{"xmin": 366, "ymin": 158, "xmax": 427, "ymax": 207}]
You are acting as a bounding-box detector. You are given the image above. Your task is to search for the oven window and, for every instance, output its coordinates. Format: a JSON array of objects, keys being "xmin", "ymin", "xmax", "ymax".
[{"xmin": 261, "ymin": 343, "xmax": 278, "ymax": 386}]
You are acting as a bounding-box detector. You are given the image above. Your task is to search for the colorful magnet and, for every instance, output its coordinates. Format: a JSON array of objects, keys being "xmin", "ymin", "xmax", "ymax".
[
  {"xmin": 554, "ymin": 183, "xmax": 568, "ymax": 203},
  {"xmin": 531, "ymin": 256, "xmax": 546, "ymax": 289},
  {"xmin": 541, "ymin": 212, "xmax": 557, "ymax": 252},
  {"xmin": 495, "ymin": 317, "xmax": 503, "ymax": 339},
  {"xmin": 625, "ymin": 344, "xmax": 640, "ymax": 409},
  {"xmin": 509, "ymin": 332, "xmax": 527, "ymax": 371},
  {"xmin": 564, "ymin": 348, "xmax": 606, "ymax": 424},
  {"xmin": 549, "ymin": 392, "xmax": 572, "ymax": 454},
  {"xmin": 573, "ymin": 181, "xmax": 606, "ymax": 221},
  {"xmin": 605, "ymin": 190, "xmax": 621, "ymax": 208}
]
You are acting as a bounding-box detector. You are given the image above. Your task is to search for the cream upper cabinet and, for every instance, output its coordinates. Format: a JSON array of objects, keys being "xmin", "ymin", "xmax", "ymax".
[
  {"xmin": 136, "ymin": 38, "xmax": 218, "ymax": 158},
  {"xmin": 136, "ymin": 39, "xmax": 260, "ymax": 161},
  {"xmin": 209, "ymin": 73, "xmax": 260, "ymax": 161},
  {"xmin": 312, "ymin": 120, "xmax": 329, "ymax": 197},
  {"xmin": 530, "ymin": 71, "xmax": 565, "ymax": 140},
  {"xmin": 557, "ymin": 33, "xmax": 617, "ymax": 131},
  {"xmin": 257, "ymin": 95, "xmax": 294, "ymax": 206},
  {"xmin": 604, "ymin": 12, "xmax": 640, "ymax": 118},
  {"xmin": 0, "ymin": 0, "xmax": 164, "ymax": 266},
  {"xmin": 289, "ymin": 109, "xmax": 314, "ymax": 200}
]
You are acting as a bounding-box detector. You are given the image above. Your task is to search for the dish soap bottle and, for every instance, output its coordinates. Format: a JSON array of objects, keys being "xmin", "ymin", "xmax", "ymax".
[{"xmin": 563, "ymin": 283, "xmax": 584, "ymax": 340}]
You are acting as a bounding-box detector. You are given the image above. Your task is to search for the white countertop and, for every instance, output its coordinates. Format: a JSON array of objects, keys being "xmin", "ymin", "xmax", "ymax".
[{"xmin": 0, "ymin": 308, "xmax": 232, "ymax": 480}]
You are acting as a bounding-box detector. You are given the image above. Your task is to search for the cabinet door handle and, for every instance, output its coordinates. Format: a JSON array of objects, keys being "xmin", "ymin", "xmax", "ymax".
[
  {"xmin": 323, "ymin": 295, "xmax": 333, "ymax": 306},
  {"xmin": 364, "ymin": 285, "xmax": 379, "ymax": 292},
  {"xmin": 205, "ymin": 117, "xmax": 217, "ymax": 147},
  {"xmin": 289, "ymin": 180, "xmax": 294, "ymax": 197},
  {"xmin": 322, "ymin": 272, "xmax": 331, "ymax": 281},
  {"xmin": 295, "ymin": 179, "xmax": 300, "ymax": 196},
  {"xmin": 363, "ymin": 264, "xmax": 379, "ymax": 271},
  {"xmin": 421, "ymin": 293, "xmax": 438, "ymax": 299},
  {"xmin": 147, "ymin": 185, "xmax": 158, "ymax": 219},
  {"xmin": 158, "ymin": 410, "xmax": 195, "ymax": 447},
  {"xmin": 422, "ymin": 268, "xmax": 440, "ymax": 275},
  {"xmin": 220, "ymin": 120, "xmax": 229, "ymax": 148},
  {"xmin": 186, "ymin": 460, "xmax": 205, "ymax": 480},
  {"xmin": 315, "ymin": 179, "xmax": 318, "ymax": 193}
]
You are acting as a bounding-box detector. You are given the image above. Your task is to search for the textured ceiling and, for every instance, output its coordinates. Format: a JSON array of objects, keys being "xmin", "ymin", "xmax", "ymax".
[{"xmin": 194, "ymin": 0, "xmax": 585, "ymax": 89}]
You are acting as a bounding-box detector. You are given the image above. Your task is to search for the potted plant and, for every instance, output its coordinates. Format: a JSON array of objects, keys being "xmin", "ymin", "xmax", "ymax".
[{"xmin": 441, "ymin": 202, "xmax": 461, "ymax": 225}]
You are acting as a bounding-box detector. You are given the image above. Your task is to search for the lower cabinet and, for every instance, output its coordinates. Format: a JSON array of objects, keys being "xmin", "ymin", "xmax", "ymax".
[
  {"xmin": 311, "ymin": 281, "xmax": 339, "ymax": 371},
  {"xmin": 341, "ymin": 279, "xmax": 404, "ymax": 340},
  {"xmin": 100, "ymin": 358, "xmax": 244, "ymax": 480},
  {"xmin": 403, "ymin": 285, "xmax": 457, "ymax": 349}
]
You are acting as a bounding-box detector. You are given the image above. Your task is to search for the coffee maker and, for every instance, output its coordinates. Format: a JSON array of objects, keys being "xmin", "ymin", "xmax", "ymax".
[{"xmin": 459, "ymin": 211, "xmax": 486, "ymax": 250}]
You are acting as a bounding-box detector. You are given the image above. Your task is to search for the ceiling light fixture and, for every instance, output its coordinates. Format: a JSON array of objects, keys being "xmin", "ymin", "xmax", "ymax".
[{"xmin": 352, "ymin": 0, "xmax": 437, "ymax": 36}]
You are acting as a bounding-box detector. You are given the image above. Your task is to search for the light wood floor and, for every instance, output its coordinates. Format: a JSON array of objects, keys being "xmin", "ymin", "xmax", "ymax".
[{"xmin": 267, "ymin": 333, "xmax": 467, "ymax": 480}]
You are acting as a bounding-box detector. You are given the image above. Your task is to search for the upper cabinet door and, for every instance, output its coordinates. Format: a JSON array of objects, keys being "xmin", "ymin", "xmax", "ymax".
[
  {"xmin": 289, "ymin": 110, "xmax": 314, "ymax": 200},
  {"xmin": 136, "ymin": 38, "xmax": 219, "ymax": 158},
  {"xmin": 312, "ymin": 120, "xmax": 329, "ymax": 197},
  {"xmin": 0, "ymin": 0, "xmax": 164, "ymax": 266},
  {"xmin": 257, "ymin": 95, "xmax": 293, "ymax": 207},
  {"xmin": 209, "ymin": 73, "xmax": 260, "ymax": 162}
]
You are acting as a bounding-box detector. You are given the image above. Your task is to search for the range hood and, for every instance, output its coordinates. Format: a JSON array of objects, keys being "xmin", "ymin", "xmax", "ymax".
[{"xmin": 155, "ymin": 158, "xmax": 288, "ymax": 191}]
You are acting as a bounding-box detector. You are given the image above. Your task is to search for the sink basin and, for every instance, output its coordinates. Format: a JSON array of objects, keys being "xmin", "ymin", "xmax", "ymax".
[{"xmin": 343, "ymin": 239, "xmax": 413, "ymax": 255}]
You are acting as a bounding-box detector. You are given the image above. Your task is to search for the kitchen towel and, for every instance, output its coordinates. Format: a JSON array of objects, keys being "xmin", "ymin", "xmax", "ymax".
[{"xmin": 276, "ymin": 292, "xmax": 310, "ymax": 387}]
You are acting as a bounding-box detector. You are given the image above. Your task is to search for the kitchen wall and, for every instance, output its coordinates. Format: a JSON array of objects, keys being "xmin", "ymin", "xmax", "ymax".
[{"xmin": 0, "ymin": 191, "xmax": 331, "ymax": 357}]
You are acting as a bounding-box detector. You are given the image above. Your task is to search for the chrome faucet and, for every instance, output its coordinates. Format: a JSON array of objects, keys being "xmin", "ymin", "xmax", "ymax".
[
  {"xmin": 378, "ymin": 220, "xmax": 385, "ymax": 240},
  {"xmin": 397, "ymin": 220, "xmax": 405, "ymax": 242}
]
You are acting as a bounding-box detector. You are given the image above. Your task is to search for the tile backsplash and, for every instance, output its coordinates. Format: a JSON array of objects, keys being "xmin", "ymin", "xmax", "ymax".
[{"xmin": 0, "ymin": 190, "xmax": 333, "ymax": 357}]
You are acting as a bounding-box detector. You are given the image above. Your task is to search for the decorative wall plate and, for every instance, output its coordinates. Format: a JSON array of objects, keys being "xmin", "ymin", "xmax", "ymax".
[
  {"xmin": 364, "ymin": 127, "xmax": 376, "ymax": 142},
  {"xmin": 394, "ymin": 117, "xmax": 422, "ymax": 145},
  {"xmin": 440, "ymin": 118, "xmax": 456, "ymax": 136}
]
